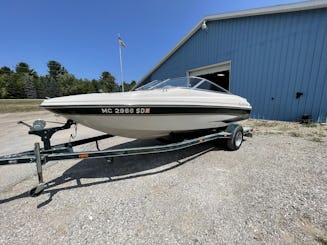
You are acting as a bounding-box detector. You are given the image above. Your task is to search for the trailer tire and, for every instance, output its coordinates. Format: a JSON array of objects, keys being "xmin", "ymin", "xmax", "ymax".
[{"xmin": 226, "ymin": 125, "xmax": 243, "ymax": 151}]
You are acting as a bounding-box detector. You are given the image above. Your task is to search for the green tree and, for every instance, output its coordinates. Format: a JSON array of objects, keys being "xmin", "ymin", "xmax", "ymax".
[
  {"xmin": 0, "ymin": 66, "xmax": 12, "ymax": 75},
  {"xmin": 34, "ymin": 76, "xmax": 47, "ymax": 98},
  {"xmin": 47, "ymin": 60, "xmax": 63, "ymax": 79},
  {"xmin": 58, "ymin": 73, "xmax": 78, "ymax": 95},
  {"xmin": 6, "ymin": 73, "xmax": 25, "ymax": 98},
  {"xmin": 15, "ymin": 62, "xmax": 30, "ymax": 74},
  {"xmin": 0, "ymin": 74, "xmax": 8, "ymax": 98},
  {"xmin": 123, "ymin": 80, "xmax": 137, "ymax": 91},
  {"xmin": 15, "ymin": 62, "xmax": 38, "ymax": 98},
  {"xmin": 46, "ymin": 60, "xmax": 64, "ymax": 97},
  {"xmin": 24, "ymin": 74, "xmax": 37, "ymax": 99},
  {"xmin": 0, "ymin": 61, "xmax": 134, "ymax": 98},
  {"xmin": 74, "ymin": 79, "xmax": 92, "ymax": 94},
  {"xmin": 99, "ymin": 72, "xmax": 119, "ymax": 92},
  {"xmin": 47, "ymin": 76, "xmax": 61, "ymax": 97},
  {"xmin": 90, "ymin": 79, "xmax": 101, "ymax": 93}
]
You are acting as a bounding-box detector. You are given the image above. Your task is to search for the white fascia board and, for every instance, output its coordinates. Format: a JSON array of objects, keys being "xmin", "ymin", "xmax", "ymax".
[
  {"xmin": 204, "ymin": 0, "xmax": 327, "ymax": 22},
  {"xmin": 187, "ymin": 61, "xmax": 231, "ymax": 76},
  {"xmin": 140, "ymin": 0, "xmax": 327, "ymax": 83}
]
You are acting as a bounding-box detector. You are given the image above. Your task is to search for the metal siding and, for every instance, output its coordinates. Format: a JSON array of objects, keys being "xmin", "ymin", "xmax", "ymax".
[
  {"xmin": 306, "ymin": 10, "xmax": 327, "ymax": 121},
  {"xmin": 297, "ymin": 13, "xmax": 316, "ymax": 119},
  {"xmin": 262, "ymin": 16, "xmax": 277, "ymax": 119},
  {"xmin": 147, "ymin": 8, "xmax": 327, "ymax": 122},
  {"xmin": 276, "ymin": 15, "xmax": 292, "ymax": 120},
  {"xmin": 256, "ymin": 16, "xmax": 270, "ymax": 119},
  {"xmin": 290, "ymin": 12, "xmax": 309, "ymax": 120},
  {"xmin": 314, "ymin": 17, "xmax": 327, "ymax": 123},
  {"xmin": 284, "ymin": 12, "xmax": 301, "ymax": 120}
]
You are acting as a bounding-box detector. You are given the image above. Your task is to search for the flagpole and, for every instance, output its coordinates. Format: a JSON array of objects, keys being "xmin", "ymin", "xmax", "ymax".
[{"xmin": 118, "ymin": 34, "xmax": 125, "ymax": 92}]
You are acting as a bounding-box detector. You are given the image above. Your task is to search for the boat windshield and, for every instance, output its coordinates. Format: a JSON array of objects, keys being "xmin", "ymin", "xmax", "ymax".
[
  {"xmin": 151, "ymin": 77, "xmax": 201, "ymax": 89},
  {"xmin": 147, "ymin": 76, "xmax": 229, "ymax": 93},
  {"xmin": 136, "ymin": 80, "xmax": 162, "ymax": 90}
]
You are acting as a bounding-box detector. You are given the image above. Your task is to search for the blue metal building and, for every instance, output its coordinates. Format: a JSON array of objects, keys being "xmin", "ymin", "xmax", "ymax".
[{"xmin": 139, "ymin": 1, "xmax": 327, "ymax": 122}]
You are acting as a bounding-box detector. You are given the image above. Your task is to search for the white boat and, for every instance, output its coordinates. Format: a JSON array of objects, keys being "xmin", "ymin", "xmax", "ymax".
[{"xmin": 41, "ymin": 76, "xmax": 252, "ymax": 139}]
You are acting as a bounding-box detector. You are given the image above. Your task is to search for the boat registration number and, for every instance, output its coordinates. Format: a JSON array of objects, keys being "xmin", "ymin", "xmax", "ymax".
[{"xmin": 101, "ymin": 107, "xmax": 151, "ymax": 114}]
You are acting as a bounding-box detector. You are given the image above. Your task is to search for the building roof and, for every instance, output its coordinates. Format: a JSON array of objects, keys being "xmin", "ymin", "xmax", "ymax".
[{"xmin": 140, "ymin": 0, "xmax": 327, "ymax": 83}]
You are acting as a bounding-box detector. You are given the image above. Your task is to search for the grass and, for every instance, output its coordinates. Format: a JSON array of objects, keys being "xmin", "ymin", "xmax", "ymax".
[
  {"xmin": 250, "ymin": 120, "xmax": 279, "ymax": 127},
  {"xmin": 242, "ymin": 119, "xmax": 327, "ymax": 143},
  {"xmin": 302, "ymin": 123, "xmax": 318, "ymax": 128},
  {"xmin": 0, "ymin": 99, "xmax": 44, "ymax": 113},
  {"xmin": 288, "ymin": 131, "xmax": 303, "ymax": 138}
]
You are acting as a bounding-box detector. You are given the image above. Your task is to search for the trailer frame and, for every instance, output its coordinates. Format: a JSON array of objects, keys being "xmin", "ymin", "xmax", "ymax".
[{"xmin": 0, "ymin": 119, "xmax": 252, "ymax": 197}]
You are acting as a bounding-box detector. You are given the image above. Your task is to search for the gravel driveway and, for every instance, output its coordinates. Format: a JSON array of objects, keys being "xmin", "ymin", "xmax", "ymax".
[{"xmin": 0, "ymin": 112, "xmax": 326, "ymax": 244}]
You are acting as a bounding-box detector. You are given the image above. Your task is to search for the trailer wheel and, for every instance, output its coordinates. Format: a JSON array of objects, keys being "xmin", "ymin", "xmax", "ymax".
[{"xmin": 226, "ymin": 125, "xmax": 243, "ymax": 151}]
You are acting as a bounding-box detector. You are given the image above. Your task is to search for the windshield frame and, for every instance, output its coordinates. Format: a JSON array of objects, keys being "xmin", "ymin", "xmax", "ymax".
[
  {"xmin": 150, "ymin": 77, "xmax": 202, "ymax": 90},
  {"xmin": 192, "ymin": 78, "xmax": 230, "ymax": 93},
  {"xmin": 135, "ymin": 80, "xmax": 163, "ymax": 91},
  {"xmin": 137, "ymin": 76, "xmax": 230, "ymax": 94}
]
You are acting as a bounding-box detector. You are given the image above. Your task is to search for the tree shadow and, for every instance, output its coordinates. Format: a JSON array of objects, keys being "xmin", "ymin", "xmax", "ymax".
[{"xmin": 0, "ymin": 138, "xmax": 227, "ymax": 208}]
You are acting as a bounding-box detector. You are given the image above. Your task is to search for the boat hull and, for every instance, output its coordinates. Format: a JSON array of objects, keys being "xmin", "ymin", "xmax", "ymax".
[
  {"xmin": 41, "ymin": 88, "xmax": 252, "ymax": 139},
  {"xmin": 45, "ymin": 106, "xmax": 251, "ymax": 139}
]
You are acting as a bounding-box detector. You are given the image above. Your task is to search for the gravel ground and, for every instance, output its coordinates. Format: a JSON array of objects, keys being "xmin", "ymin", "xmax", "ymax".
[
  {"xmin": 0, "ymin": 111, "xmax": 106, "ymax": 191},
  {"xmin": 0, "ymin": 112, "xmax": 326, "ymax": 244}
]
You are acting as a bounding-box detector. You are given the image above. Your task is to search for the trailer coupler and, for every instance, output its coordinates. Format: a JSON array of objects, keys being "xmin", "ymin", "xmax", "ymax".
[{"xmin": 20, "ymin": 119, "xmax": 76, "ymax": 150}]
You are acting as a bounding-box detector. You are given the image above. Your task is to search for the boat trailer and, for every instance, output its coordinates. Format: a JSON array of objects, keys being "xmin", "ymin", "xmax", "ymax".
[{"xmin": 0, "ymin": 119, "xmax": 252, "ymax": 197}]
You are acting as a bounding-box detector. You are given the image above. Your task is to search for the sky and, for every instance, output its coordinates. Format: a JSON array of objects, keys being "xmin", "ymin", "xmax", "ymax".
[{"xmin": 0, "ymin": 0, "xmax": 302, "ymax": 84}]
